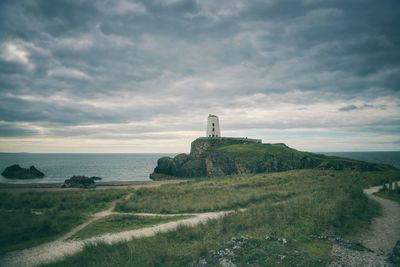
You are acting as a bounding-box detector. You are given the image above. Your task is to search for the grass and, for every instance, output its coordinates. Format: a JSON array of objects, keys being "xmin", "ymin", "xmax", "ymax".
[
  {"xmin": 377, "ymin": 191, "xmax": 400, "ymax": 203},
  {"xmin": 116, "ymin": 169, "xmax": 397, "ymax": 214},
  {"xmin": 375, "ymin": 181, "xmax": 400, "ymax": 204},
  {"xmin": 217, "ymin": 143, "xmax": 297, "ymax": 157},
  {"xmin": 217, "ymin": 143, "xmax": 395, "ymax": 171},
  {"xmin": 0, "ymin": 188, "xmax": 131, "ymax": 254},
  {"xmin": 71, "ymin": 214, "xmax": 192, "ymax": 239},
  {"xmin": 115, "ymin": 179, "xmax": 295, "ymax": 213},
  {"xmin": 45, "ymin": 169, "xmax": 399, "ymax": 267}
]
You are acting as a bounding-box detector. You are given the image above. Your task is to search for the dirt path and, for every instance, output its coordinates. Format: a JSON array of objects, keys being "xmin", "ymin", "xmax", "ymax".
[
  {"xmin": 0, "ymin": 210, "xmax": 237, "ymax": 267},
  {"xmin": 356, "ymin": 185, "xmax": 400, "ymax": 254},
  {"xmin": 329, "ymin": 183, "xmax": 400, "ymax": 267},
  {"xmin": 60, "ymin": 192, "xmax": 133, "ymax": 240}
]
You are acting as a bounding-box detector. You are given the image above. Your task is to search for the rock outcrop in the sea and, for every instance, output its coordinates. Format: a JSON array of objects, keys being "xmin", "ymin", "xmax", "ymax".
[
  {"xmin": 61, "ymin": 175, "xmax": 101, "ymax": 189},
  {"xmin": 150, "ymin": 137, "xmax": 396, "ymax": 180},
  {"xmin": 1, "ymin": 164, "xmax": 45, "ymax": 179}
]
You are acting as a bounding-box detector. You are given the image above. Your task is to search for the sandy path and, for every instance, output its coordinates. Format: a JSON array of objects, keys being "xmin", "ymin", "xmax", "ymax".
[
  {"xmin": 0, "ymin": 180, "xmax": 186, "ymax": 191},
  {"xmin": 329, "ymin": 183, "xmax": 400, "ymax": 267},
  {"xmin": 356, "ymin": 184, "xmax": 400, "ymax": 254},
  {"xmin": 0, "ymin": 210, "xmax": 235, "ymax": 267},
  {"xmin": 60, "ymin": 192, "xmax": 134, "ymax": 240}
]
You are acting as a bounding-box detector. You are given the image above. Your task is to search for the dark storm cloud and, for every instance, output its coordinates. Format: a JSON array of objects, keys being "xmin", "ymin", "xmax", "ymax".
[
  {"xmin": 22, "ymin": 0, "xmax": 100, "ymax": 37},
  {"xmin": 338, "ymin": 103, "xmax": 386, "ymax": 112},
  {"xmin": 338, "ymin": 105, "xmax": 361, "ymax": 112},
  {"xmin": 0, "ymin": 0, "xmax": 399, "ymax": 150},
  {"xmin": 0, "ymin": 122, "xmax": 39, "ymax": 137}
]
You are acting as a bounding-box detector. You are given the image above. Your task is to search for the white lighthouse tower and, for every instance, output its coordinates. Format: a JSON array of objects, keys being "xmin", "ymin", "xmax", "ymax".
[{"xmin": 206, "ymin": 114, "xmax": 221, "ymax": 137}]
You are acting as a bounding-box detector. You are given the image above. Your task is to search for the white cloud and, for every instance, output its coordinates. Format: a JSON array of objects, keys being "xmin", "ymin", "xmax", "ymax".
[
  {"xmin": 1, "ymin": 42, "xmax": 34, "ymax": 69},
  {"xmin": 55, "ymin": 36, "xmax": 94, "ymax": 51},
  {"xmin": 47, "ymin": 67, "xmax": 91, "ymax": 80},
  {"xmin": 185, "ymin": 0, "xmax": 247, "ymax": 22},
  {"xmin": 153, "ymin": 0, "xmax": 183, "ymax": 6},
  {"xmin": 111, "ymin": 0, "xmax": 146, "ymax": 15}
]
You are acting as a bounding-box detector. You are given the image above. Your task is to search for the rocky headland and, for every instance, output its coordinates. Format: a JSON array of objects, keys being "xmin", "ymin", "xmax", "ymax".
[
  {"xmin": 150, "ymin": 137, "xmax": 396, "ymax": 180},
  {"xmin": 1, "ymin": 164, "xmax": 45, "ymax": 179}
]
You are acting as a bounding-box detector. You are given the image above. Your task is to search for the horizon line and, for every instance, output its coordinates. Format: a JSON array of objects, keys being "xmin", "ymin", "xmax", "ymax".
[{"xmin": 0, "ymin": 150, "xmax": 400, "ymax": 154}]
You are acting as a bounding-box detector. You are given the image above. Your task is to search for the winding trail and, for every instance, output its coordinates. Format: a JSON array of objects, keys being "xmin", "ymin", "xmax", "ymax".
[
  {"xmin": 1, "ymin": 204, "xmax": 238, "ymax": 267},
  {"xmin": 329, "ymin": 183, "xmax": 400, "ymax": 267},
  {"xmin": 60, "ymin": 193, "xmax": 133, "ymax": 241},
  {"xmin": 356, "ymin": 185, "xmax": 400, "ymax": 254}
]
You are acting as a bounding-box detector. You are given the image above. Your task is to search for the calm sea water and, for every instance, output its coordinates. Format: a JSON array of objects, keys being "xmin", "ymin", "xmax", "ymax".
[
  {"xmin": 0, "ymin": 152, "xmax": 399, "ymax": 184},
  {"xmin": 0, "ymin": 153, "xmax": 176, "ymax": 184}
]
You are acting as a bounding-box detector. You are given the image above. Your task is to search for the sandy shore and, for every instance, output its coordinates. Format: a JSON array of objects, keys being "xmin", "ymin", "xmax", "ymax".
[{"xmin": 0, "ymin": 179, "xmax": 188, "ymax": 190}]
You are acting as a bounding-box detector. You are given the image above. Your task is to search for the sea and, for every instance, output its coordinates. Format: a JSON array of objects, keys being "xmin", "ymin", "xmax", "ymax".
[
  {"xmin": 0, "ymin": 153, "xmax": 176, "ymax": 184},
  {"xmin": 0, "ymin": 151, "xmax": 399, "ymax": 184}
]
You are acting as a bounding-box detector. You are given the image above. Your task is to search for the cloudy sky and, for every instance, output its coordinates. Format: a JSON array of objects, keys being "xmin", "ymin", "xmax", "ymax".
[{"xmin": 0, "ymin": 0, "xmax": 399, "ymax": 153}]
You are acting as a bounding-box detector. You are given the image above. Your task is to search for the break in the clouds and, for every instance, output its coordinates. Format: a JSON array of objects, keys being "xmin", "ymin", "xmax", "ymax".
[{"xmin": 0, "ymin": 0, "xmax": 399, "ymax": 152}]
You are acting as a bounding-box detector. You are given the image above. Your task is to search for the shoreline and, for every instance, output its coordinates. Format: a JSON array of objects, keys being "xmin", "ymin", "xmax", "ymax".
[{"xmin": 0, "ymin": 180, "xmax": 187, "ymax": 190}]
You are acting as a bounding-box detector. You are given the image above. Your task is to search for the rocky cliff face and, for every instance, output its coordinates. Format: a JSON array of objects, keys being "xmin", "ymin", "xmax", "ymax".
[{"xmin": 150, "ymin": 138, "xmax": 396, "ymax": 180}]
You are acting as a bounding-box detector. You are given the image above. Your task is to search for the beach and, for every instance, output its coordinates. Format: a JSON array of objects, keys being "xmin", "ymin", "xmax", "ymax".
[{"xmin": 0, "ymin": 180, "xmax": 186, "ymax": 190}]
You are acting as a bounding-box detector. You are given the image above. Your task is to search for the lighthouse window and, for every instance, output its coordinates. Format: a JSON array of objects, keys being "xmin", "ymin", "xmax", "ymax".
[
  {"xmin": 212, "ymin": 128, "xmax": 215, "ymax": 132},
  {"xmin": 212, "ymin": 123, "xmax": 215, "ymax": 126}
]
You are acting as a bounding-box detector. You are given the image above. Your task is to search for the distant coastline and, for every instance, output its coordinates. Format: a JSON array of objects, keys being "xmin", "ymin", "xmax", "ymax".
[{"xmin": 323, "ymin": 151, "xmax": 400, "ymax": 169}]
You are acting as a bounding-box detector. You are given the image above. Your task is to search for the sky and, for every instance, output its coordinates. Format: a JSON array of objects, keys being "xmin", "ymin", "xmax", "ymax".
[{"xmin": 0, "ymin": 0, "xmax": 399, "ymax": 153}]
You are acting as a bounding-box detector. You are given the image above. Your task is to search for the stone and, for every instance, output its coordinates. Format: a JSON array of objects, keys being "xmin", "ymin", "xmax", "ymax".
[
  {"xmin": 190, "ymin": 258, "xmax": 208, "ymax": 267},
  {"xmin": 62, "ymin": 175, "xmax": 96, "ymax": 189},
  {"xmin": 219, "ymin": 258, "xmax": 236, "ymax": 267},
  {"xmin": 1, "ymin": 164, "xmax": 45, "ymax": 179},
  {"xmin": 388, "ymin": 240, "xmax": 400, "ymax": 265}
]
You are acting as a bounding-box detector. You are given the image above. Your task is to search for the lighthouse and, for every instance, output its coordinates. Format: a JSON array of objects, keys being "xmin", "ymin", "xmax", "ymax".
[{"xmin": 206, "ymin": 114, "xmax": 221, "ymax": 137}]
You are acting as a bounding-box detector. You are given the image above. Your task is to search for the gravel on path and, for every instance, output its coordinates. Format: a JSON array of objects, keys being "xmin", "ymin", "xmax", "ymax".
[{"xmin": 329, "ymin": 183, "xmax": 400, "ymax": 267}]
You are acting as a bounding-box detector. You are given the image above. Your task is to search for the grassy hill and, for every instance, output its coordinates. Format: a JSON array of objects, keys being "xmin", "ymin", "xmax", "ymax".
[
  {"xmin": 48, "ymin": 169, "xmax": 400, "ymax": 266},
  {"xmin": 150, "ymin": 138, "xmax": 396, "ymax": 180}
]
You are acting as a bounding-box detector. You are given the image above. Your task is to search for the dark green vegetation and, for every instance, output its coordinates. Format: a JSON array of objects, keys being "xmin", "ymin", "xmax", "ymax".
[
  {"xmin": 151, "ymin": 137, "xmax": 396, "ymax": 180},
  {"xmin": 62, "ymin": 176, "xmax": 100, "ymax": 189},
  {"xmin": 71, "ymin": 214, "xmax": 192, "ymax": 239},
  {"xmin": 0, "ymin": 188, "xmax": 130, "ymax": 254},
  {"xmin": 1, "ymin": 164, "xmax": 45, "ymax": 179},
  {"xmin": 376, "ymin": 181, "xmax": 400, "ymax": 203},
  {"xmin": 48, "ymin": 169, "xmax": 399, "ymax": 267},
  {"xmin": 389, "ymin": 240, "xmax": 400, "ymax": 265}
]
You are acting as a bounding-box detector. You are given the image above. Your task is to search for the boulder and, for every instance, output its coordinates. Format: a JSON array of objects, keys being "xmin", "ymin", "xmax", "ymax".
[
  {"xmin": 62, "ymin": 175, "xmax": 98, "ymax": 189},
  {"xmin": 389, "ymin": 240, "xmax": 400, "ymax": 265},
  {"xmin": 154, "ymin": 157, "xmax": 176, "ymax": 174},
  {"xmin": 1, "ymin": 164, "xmax": 45, "ymax": 179}
]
